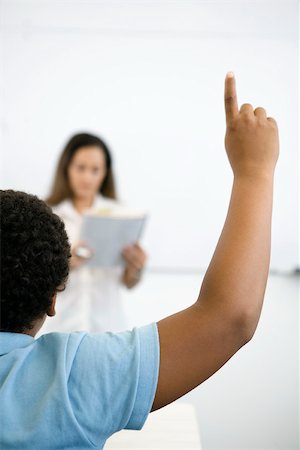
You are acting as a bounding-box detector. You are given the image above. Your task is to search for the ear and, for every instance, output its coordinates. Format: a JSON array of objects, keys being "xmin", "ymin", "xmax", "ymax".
[{"xmin": 47, "ymin": 293, "xmax": 57, "ymax": 317}]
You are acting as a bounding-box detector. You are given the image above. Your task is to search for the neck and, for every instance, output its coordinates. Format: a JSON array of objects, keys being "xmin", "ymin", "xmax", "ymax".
[
  {"xmin": 72, "ymin": 196, "xmax": 94, "ymax": 214},
  {"xmin": 23, "ymin": 316, "xmax": 46, "ymax": 337}
]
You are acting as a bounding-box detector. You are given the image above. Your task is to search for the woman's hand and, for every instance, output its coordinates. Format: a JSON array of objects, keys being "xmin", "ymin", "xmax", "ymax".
[
  {"xmin": 122, "ymin": 243, "xmax": 147, "ymax": 289},
  {"xmin": 70, "ymin": 241, "xmax": 93, "ymax": 270}
]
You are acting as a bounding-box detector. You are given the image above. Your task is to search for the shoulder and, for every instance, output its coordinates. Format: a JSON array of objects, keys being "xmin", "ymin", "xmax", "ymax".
[
  {"xmin": 36, "ymin": 331, "xmax": 87, "ymax": 372},
  {"xmin": 37, "ymin": 331, "xmax": 86, "ymax": 353},
  {"xmin": 50, "ymin": 199, "xmax": 80, "ymax": 224},
  {"xmin": 61, "ymin": 324, "xmax": 160, "ymax": 382},
  {"xmin": 51, "ymin": 199, "xmax": 73, "ymax": 215},
  {"xmin": 68, "ymin": 324, "xmax": 160, "ymax": 433}
]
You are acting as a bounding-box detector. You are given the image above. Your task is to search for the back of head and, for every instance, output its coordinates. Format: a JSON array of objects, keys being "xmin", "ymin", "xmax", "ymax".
[{"xmin": 0, "ymin": 190, "xmax": 71, "ymax": 333}]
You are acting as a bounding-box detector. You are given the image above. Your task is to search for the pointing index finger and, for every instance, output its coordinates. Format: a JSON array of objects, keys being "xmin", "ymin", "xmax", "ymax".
[{"xmin": 224, "ymin": 72, "xmax": 238, "ymax": 123}]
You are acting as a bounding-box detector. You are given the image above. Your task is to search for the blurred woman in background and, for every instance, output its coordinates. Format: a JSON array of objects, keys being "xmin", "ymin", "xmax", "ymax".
[{"xmin": 42, "ymin": 133, "xmax": 146, "ymax": 333}]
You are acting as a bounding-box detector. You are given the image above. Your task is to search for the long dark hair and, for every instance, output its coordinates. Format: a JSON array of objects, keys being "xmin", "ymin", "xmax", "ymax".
[{"xmin": 46, "ymin": 133, "xmax": 117, "ymax": 206}]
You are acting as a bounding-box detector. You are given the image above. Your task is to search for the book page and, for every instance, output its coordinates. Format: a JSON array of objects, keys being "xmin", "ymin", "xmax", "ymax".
[{"xmin": 80, "ymin": 215, "xmax": 147, "ymax": 267}]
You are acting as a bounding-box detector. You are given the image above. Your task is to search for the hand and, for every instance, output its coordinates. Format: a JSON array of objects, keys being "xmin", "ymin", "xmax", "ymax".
[
  {"xmin": 122, "ymin": 243, "xmax": 147, "ymax": 287},
  {"xmin": 224, "ymin": 72, "xmax": 279, "ymax": 179},
  {"xmin": 122, "ymin": 243, "xmax": 147, "ymax": 272},
  {"xmin": 70, "ymin": 241, "xmax": 93, "ymax": 270}
]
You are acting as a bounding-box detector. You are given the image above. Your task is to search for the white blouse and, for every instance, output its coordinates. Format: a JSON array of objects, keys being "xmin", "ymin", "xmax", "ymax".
[{"xmin": 42, "ymin": 195, "xmax": 128, "ymax": 334}]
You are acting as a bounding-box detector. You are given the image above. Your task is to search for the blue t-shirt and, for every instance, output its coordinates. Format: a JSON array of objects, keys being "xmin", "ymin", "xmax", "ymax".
[{"xmin": 0, "ymin": 323, "xmax": 160, "ymax": 449}]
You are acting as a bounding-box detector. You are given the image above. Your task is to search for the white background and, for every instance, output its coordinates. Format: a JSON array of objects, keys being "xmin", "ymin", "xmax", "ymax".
[
  {"xmin": 0, "ymin": 0, "xmax": 299, "ymax": 272},
  {"xmin": 0, "ymin": 2, "xmax": 299, "ymax": 449}
]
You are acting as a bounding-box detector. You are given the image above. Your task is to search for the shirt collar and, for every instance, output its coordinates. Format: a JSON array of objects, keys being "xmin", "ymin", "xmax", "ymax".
[
  {"xmin": 0, "ymin": 332, "xmax": 34, "ymax": 356},
  {"xmin": 56, "ymin": 195, "xmax": 104, "ymax": 219}
]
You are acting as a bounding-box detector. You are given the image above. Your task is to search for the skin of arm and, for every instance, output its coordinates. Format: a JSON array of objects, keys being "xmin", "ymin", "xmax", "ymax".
[{"xmin": 151, "ymin": 73, "xmax": 279, "ymax": 411}]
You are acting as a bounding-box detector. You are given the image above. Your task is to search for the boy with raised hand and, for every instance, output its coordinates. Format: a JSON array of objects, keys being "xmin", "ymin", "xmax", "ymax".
[{"xmin": 0, "ymin": 73, "xmax": 279, "ymax": 449}]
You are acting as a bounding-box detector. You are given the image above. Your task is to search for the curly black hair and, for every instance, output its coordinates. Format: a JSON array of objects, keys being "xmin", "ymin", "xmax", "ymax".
[{"xmin": 0, "ymin": 190, "xmax": 71, "ymax": 332}]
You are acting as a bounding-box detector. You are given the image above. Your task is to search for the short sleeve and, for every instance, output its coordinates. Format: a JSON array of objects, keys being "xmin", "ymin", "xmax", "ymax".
[{"xmin": 67, "ymin": 323, "xmax": 160, "ymax": 446}]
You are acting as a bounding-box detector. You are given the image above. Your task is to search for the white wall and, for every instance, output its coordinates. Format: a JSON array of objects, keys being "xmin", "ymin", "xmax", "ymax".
[{"xmin": 0, "ymin": 0, "xmax": 299, "ymax": 272}]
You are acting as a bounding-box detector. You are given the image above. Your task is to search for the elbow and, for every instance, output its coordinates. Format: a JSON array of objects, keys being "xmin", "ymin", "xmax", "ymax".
[{"xmin": 233, "ymin": 309, "xmax": 260, "ymax": 346}]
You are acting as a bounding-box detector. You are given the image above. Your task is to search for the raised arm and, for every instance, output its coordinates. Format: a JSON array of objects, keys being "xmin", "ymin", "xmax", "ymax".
[{"xmin": 152, "ymin": 73, "xmax": 279, "ymax": 411}]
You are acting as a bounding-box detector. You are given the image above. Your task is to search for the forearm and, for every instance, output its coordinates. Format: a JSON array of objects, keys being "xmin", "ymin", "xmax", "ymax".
[{"xmin": 198, "ymin": 173, "xmax": 274, "ymax": 335}]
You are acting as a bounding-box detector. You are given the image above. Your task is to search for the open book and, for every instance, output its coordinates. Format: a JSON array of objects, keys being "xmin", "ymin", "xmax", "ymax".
[{"xmin": 79, "ymin": 208, "xmax": 147, "ymax": 268}]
